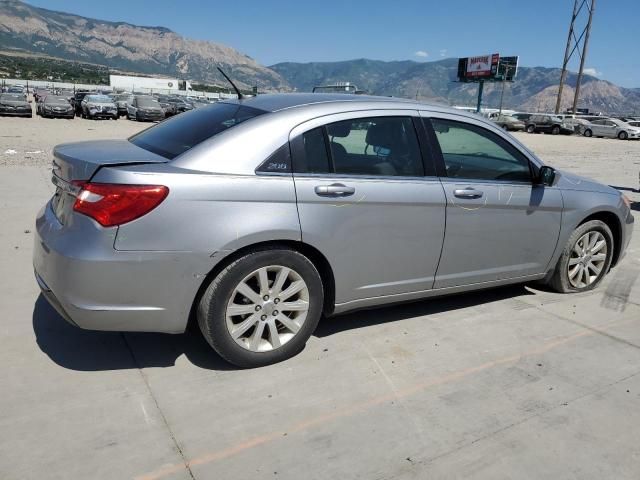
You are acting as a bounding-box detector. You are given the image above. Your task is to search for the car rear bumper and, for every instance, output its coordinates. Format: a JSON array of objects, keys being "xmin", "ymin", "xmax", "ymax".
[{"xmin": 33, "ymin": 202, "xmax": 214, "ymax": 333}]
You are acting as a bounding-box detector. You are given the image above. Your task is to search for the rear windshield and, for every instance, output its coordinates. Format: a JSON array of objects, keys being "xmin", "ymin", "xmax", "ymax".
[{"xmin": 129, "ymin": 102, "xmax": 266, "ymax": 159}]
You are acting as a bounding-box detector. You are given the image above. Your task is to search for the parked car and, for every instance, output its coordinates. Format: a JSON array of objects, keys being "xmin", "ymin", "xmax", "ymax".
[
  {"xmin": 7, "ymin": 85, "xmax": 27, "ymax": 98},
  {"xmin": 167, "ymin": 96, "xmax": 194, "ymax": 114},
  {"xmin": 37, "ymin": 95, "xmax": 75, "ymax": 119},
  {"xmin": 583, "ymin": 118, "xmax": 640, "ymax": 140},
  {"xmin": 512, "ymin": 113, "xmax": 533, "ymax": 122},
  {"xmin": 525, "ymin": 115, "xmax": 574, "ymax": 135},
  {"xmin": 80, "ymin": 94, "xmax": 118, "ymax": 120},
  {"xmin": 492, "ymin": 115, "xmax": 525, "ymax": 131},
  {"xmin": 155, "ymin": 95, "xmax": 178, "ymax": 117},
  {"xmin": 72, "ymin": 91, "xmax": 91, "ymax": 116},
  {"xmin": 33, "ymin": 94, "xmax": 635, "ymax": 367},
  {"xmin": 112, "ymin": 94, "xmax": 133, "ymax": 117},
  {"xmin": 628, "ymin": 121, "xmax": 640, "ymax": 128},
  {"xmin": 564, "ymin": 117, "xmax": 592, "ymax": 135},
  {"xmin": 0, "ymin": 93, "xmax": 32, "ymax": 117},
  {"xmin": 126, "ymin": 95, "xmax": 165, "ymax": 121}
]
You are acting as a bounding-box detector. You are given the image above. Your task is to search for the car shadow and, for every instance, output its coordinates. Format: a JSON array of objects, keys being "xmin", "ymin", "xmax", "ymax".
[
  {"xmin": 34, "ymin": 285, "xmax": 537, "ymax": 371},
  {"xmin": 32, "ymin": 294, "xmax": 236, "ymax": 372},
  {"xmin": 314, "ymin": 284, "xmax": 534, "ymax": 338}
]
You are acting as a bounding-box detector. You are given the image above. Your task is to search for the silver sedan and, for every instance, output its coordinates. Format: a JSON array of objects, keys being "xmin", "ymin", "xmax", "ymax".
[{"xmin": 33, "ymin": 94, "xmax": 634, "ymax": 367}]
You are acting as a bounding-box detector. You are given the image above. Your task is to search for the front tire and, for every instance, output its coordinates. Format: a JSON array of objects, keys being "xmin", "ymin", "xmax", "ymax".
[
  {"xmin": 618, "ymin": 131, "xmax": 628, "ymax": 140},
  {"xmin": 551, "ymin": 125, "xmax": 560, "ymax": 135},
  {"xmin": 584, "ymin": 129, "xmax": 593, "ymax": 137},
  {"xmin": 197, "ymin": 248, "xmax": 324, "ymax": 368},
  {"xmin": 549, "ymin": 220, "xmax": 614, "ymax": 293},
  {"xmin": 526, "ymin": 125, "xmax": 536, "ymax": 133}
]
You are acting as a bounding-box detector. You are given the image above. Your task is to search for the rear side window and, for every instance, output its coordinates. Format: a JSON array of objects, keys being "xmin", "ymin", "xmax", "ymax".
[
  {"xmin": 130, "ymin": 103, "xmax": 266, "ymax": 159},
  {"xmin": 293, "ymin": 117, "xmax": 424, "ymax": 177}
]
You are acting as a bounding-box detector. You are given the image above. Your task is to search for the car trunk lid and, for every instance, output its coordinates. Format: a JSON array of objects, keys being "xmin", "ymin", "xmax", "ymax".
[{"xmin": 52, "ymin": 140, "xmax": 168, "ymax": 182}]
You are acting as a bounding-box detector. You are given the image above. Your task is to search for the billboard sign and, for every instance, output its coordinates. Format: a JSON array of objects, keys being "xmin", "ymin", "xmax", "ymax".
[
  {"xmin": 457, "ymin": 54, "xmax": 501, "ymax": 81},
  {"xmin": 466, "ymin": 53, "xmax": 499, "ymax": 78}
]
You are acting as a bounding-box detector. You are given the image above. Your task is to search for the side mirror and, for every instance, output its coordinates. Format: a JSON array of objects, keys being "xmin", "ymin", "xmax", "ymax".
[{"xmin": 538, "ymin": 165, "xmax": 556, "ymax": 186}]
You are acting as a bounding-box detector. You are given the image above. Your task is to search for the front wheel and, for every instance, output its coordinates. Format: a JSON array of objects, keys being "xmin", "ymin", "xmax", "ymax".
[
  {"xmin": 618, "ymin": 131, "xmax": 628, "ymax": 140},
  {"xmin": 551, "ymin": 125, "xmax": 560, "ymax": 135},
  {"xmin": 584, "ymin": 129, "xmax": 593, "ymax": 137},
  {"xmin": 548, "ymin": 220, "xmax": 614, "ymax": 293},
  {"xmin": 526, "ymin": 125, "xmax": 535, "ymax": 133},
  {"xmin": 197, "ymin": 248, "xmax": 324, "ymax": 367}
]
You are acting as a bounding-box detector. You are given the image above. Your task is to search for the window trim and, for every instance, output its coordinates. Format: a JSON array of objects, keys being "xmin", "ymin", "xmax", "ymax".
[
  {"xmin": 425, "ymin": 116, "xmax": 536, "ymax": 185},
  {"xmin": 291, "ymin": 114, "xmax": 433, "ymax": 179}
]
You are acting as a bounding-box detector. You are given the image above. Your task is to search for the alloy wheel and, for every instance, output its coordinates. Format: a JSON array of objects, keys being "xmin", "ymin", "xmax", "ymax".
[
  {"xmin": 225, "ymin": 265, "xmax": 310, "ymax": 352},
  {"xmin": 567, "ymin": 231, "xmax": 607, "ymax": 288}
]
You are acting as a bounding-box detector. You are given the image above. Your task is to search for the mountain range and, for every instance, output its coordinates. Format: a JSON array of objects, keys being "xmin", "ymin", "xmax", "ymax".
[
  {"xmin": 1, "ymin": 0, "xmax": 638, "ymax": 113},
  {"xmin": 270, "ymin": 59, "xmax": 640, "ymax": 113}
]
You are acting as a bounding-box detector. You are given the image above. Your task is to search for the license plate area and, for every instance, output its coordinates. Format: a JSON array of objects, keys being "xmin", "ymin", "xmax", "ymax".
[
  {"xmin": 52, "ymin": 188, "xmax": 76, "ymax": 225},
  {"xmin": 51, "ymin": 175, "xmax": 81, "ymax": 225}
]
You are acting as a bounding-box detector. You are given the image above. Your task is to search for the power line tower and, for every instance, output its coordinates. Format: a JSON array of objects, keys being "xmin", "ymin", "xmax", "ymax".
[{"xmin": 555, "ymin": 0, "xmax": 595, "ymax": 114}]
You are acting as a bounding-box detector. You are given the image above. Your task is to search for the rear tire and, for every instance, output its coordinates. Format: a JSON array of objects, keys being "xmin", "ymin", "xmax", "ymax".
[
  {"xmin": 618, "ymin": 131, "xmax": 628, "ymax": 140},
  {"xmin": 548, "ymin": 220, "xmax": 614, "ymax": 293},
  {"xmin": 584, "ymin": 129, "xmax": 593, "ymax": 137},
  {"xmin": 526, "ymin": 125, "xmax": 535, "ymax": 133},
  {"xmin": 197, "ymin": 248, "xmax": 324, "ymax": 368}
]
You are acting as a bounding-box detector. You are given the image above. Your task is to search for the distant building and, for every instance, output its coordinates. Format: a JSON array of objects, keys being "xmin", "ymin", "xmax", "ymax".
[{"xmin": 109, "ymin": 75, "xmax": 192, "ymax": 92}]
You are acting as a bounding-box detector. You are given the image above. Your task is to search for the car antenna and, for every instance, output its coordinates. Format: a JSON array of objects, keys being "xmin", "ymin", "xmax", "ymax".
[{"xmin": 217, "ymin": 66, "xmax": 243, "ymax": 100}]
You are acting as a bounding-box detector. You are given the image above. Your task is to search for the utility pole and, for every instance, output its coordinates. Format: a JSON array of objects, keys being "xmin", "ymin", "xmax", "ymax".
[
  {"xmin": 498, "ymin": 65, "xmax": 515, "ymax": 115},
  {"xmin": 555, "ymin": 0, "xmax": 595, "ymax": 114},
  {"xmin": 476, "ymin": 79, "xmax": 484, "ymax": 113}
]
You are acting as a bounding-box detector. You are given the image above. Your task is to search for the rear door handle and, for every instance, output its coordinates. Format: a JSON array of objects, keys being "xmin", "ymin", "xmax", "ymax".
[
  {"xmin": 314, "ymin": 183, "xmax": 356, "ymax": 197},
  {"xmin": 453, "ymin": 188, "xmax": 483, "ymax": 199}
]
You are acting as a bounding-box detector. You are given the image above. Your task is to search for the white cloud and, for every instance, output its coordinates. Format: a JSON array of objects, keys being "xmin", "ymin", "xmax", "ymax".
[
  {"xmin": 414, "ymin": 50, "xmax": 429, "ymax": 58},
  {"xmin": 583, "ymin": 67, "xmax": 602, "ymax": 77},
  {"xmin": 439, "ymin": 49, "xmax": 448, "ymax": 57}
]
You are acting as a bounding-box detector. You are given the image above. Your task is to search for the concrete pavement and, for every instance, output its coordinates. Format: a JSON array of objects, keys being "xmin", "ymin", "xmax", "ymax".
[{"xmin": 0, "ymin": 128, "xmax": 639, "ymax": 479}]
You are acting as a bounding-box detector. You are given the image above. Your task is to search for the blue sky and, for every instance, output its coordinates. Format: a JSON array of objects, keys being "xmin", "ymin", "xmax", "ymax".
[{"xmin": 29, "ymin": 0, "xmax": 638, "ymax": 87}]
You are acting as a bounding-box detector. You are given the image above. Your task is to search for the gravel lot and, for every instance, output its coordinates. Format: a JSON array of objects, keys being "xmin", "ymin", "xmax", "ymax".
[{"xmin": 1, "ymin": 113, "xmax": 639, "ymax": 480}]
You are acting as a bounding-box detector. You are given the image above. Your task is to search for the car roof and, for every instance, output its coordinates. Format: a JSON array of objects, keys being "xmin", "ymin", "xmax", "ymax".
[{"xmin": 222, "ymin": 93, "xmax": 427, "ymax": 113}]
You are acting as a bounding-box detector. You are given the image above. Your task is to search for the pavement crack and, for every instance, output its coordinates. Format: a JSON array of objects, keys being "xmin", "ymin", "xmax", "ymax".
[{"xmin": 121, "ymin": 333, "xmax": 197, "ymax": 480}]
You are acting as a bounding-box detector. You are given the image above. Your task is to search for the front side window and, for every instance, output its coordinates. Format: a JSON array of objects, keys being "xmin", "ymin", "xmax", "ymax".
[
  {"xmin": 295, "ymin": 117, "xmax": 424, "ymax": 177},
  {"xmin": 430, "ymin": 118, "xmax": 531, "ymax": 183}
]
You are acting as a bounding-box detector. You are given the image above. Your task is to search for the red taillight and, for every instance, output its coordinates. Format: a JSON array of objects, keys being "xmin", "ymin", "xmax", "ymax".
[{"xmin": 73, "ymin": 183, "xmax": 169, "ymax": 227}]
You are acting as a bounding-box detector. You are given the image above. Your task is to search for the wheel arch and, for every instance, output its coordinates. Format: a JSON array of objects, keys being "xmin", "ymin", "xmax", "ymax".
[
  {"xmin": 577, "ymin": 211, "xmax": 623, "ymax": 267},
  {"xmin": 187, "ymin": 240, "xmax": 336, "ymax": 332}
]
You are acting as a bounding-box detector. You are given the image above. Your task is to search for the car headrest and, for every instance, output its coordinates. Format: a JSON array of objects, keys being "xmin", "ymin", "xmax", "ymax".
[
  {"xmin": 365, "ymin": 122, "xmax": 397, "ymax": 148},
  {"xmin": 327, "ymin": 122, "xmax": 351, "ymax": 138}
]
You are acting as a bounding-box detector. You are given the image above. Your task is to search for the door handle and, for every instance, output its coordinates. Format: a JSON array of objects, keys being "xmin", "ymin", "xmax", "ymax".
[
  {"xmin": 453, "ymin": 188, "xmax": 483, "ymax": 199},
  {"xmin": 314, "ymin": 183, "xmax": 356, "ymax": 197}
]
